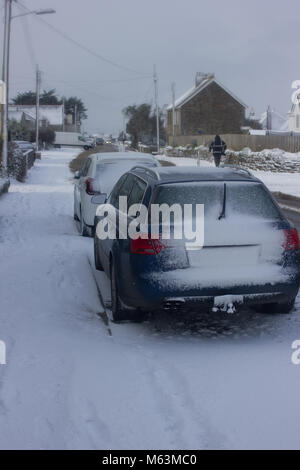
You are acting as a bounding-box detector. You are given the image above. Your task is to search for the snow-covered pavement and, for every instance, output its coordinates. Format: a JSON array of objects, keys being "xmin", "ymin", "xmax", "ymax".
[{"xmin": 0, "ymin": 149, "xmax": 300, "ymax": 449}]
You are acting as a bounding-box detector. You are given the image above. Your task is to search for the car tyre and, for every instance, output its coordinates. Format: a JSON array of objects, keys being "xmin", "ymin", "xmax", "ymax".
[
  {"xmin": 73, "ymin": 205, "xmax": 79, "ymax": 221},
  {"xmin": 79, "ymin": 209, "xmax": 90, "ymax": 237},
  {"xmin": 94, "ymin": 233, "xmax": 103, "ymax": 271},
  {"xmin": 110, "ymin": 260, "xmax": 126, "ymax": 322}
]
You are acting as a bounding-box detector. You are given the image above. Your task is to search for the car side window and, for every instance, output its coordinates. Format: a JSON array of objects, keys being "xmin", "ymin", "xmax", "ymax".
[
  {"xmin": 118, "ymin": 174, "xmax": 135, "ymax": 199},
  {"xmin": 81, "ymin": 159, "xmax": 91, "ymax": 177},
  {"xmin": 109, "ymin": 174, "xmax": 128, "ymax": 208},
  {"xmin": 128, "ymin": 177, "xmax": 147, "ymax": 207},
  {"xmin": 112, "ymin": 174, "xmax": 135, "ymax": 211}
]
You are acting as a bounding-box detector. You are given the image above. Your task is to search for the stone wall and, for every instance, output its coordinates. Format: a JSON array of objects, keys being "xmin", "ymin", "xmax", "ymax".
[
  {"xmin": 225, "ymin": 148, "xmax": 300, "ymax": 173},
  {"xmin": 164, "ymin": 145, "xmax": 300, "ymax": 173},
  {"xmin": 168, "ymin": 133, "xmax": 300, "ymax": 153}
]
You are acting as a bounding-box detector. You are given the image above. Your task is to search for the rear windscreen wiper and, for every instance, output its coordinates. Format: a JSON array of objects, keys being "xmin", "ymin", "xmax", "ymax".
[{"xmin": 218, "ymin": 183, "xmax": 227, "ymax": 220}]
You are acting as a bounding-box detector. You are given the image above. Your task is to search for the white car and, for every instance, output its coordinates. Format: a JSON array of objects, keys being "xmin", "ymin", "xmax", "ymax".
[{"xmin": 73, "ymin": 152, "xmax": 160, "ymax": 236}]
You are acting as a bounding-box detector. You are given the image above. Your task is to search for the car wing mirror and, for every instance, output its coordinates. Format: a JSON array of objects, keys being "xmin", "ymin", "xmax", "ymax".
[{"xmin": 92, "ymin": 194, "xmax": 107, "ymax": 205}]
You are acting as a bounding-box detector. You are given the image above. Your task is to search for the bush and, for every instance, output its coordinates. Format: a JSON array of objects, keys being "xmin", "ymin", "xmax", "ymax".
[
  {"xmin": 30, "ymin": 128, "xmax": 55, "ymax": 145},
  {"xmin": 8, "ymin": 120, "xmax": 30, "ymax": 141}
]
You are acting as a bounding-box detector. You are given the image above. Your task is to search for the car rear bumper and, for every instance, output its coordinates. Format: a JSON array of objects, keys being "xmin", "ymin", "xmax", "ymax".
[
  {"xmin": 162, "ymin": 291, "xmax": 295, "ymax": 310},
  {"xmin": 119, "ymin": 269, "xmax": 300, "ymax": 311}
]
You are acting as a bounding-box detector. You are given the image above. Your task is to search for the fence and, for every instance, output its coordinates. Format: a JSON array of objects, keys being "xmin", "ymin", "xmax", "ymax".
[{"xmin": 168, "ymin": 134, "xmax": 300, "ymax": 153}]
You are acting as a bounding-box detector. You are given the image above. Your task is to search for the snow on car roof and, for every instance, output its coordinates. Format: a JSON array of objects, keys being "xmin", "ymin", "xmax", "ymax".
[
  {"xmin": 141, "ymin": 166, "xmax": 260, "ymax": 183},
  {"xmin": 93, "ymin": 151, "xmax": 156, "ymax": 162}
]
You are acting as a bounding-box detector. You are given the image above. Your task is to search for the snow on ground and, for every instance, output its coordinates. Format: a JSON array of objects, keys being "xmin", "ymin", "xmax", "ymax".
[
  {"xmin": 252, "ymin": 171, "xmax": 300, "ymax": 198},
  {"xmin": 0, "ymin": 149, "xmax": 300, "ymax": 449},
  {"xmin": 158, "ymin": 154, "xmax": 300, "ymax": 198}
]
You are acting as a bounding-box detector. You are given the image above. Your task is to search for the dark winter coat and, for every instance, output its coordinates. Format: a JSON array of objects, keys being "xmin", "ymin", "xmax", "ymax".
[{"xmin": 209, "ymin": 135, "xmax": 227, "ymax": 156}]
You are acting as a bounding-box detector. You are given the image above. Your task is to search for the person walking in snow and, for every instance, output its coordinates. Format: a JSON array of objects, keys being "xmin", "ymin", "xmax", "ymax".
[{"xmin": 209, "ymin": 135, "xmax": 227, "ymax": 167}]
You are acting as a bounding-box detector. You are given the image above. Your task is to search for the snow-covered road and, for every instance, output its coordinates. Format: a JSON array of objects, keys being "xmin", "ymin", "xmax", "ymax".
[{"xmin": 0, "ymin": 149, "xmax": 300, "ymax": 450}]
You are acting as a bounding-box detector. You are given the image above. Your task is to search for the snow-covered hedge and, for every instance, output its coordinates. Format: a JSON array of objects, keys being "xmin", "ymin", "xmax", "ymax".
[{"xmin": 7, "ymin": 143, "xmax": 36, "ymax": 182}]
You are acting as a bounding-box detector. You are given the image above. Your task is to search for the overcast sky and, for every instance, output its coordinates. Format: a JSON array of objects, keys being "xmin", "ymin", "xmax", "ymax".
[{"xmin": 1, "ymin": 0, "xmax": 299, "ymax": 134}]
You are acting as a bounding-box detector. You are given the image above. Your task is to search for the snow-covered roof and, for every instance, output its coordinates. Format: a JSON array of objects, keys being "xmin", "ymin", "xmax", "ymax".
[
  {"xmin": 9, "ymin": 105, "xmax": 63, "ymax": 125},
  {"xmin": 167, "ymin": 74, "xmax": 247, "ymax": 110}
]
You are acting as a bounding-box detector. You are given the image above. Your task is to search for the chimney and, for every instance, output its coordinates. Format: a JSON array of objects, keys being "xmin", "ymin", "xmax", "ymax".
[{"xmin": 195, "ymin": 72, "xmax": 215, "ymax": 87}]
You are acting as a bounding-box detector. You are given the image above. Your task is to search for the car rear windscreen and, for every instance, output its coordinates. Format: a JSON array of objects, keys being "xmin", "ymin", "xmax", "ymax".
[
  {"xmin": 95, "ymin": 161, "xmax": 156, "ymax": 193},
  {"xmin": 154, "ymin": 182, "xmax": 281, "ymax": 220}
]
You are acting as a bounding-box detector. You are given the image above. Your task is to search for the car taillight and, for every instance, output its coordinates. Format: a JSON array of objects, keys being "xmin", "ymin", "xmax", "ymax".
[
  {"xmin": 283, "ymin": 228, "xmax": 300, "ymax": 251},
  {"xmin": 85, "ymin": 177, "xmax": 95, "ymax": 195},
  {"xmin": 130, "ymin": 236, "xmax": 165, "ymax": 255}
]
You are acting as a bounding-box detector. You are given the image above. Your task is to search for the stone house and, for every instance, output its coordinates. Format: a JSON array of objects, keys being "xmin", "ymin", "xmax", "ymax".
[{"xmin": 167, "ymin": 73, "xmax": 247, "ymax": 138}]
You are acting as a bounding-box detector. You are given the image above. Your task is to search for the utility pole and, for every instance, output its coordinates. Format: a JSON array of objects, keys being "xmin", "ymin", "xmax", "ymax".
[
  {"xmin": 1, "ymin": 3, "xmax": 55, "ymax": 170},
  {"xmin": 35, "ymin": 67, "xmax": 41, "ymax": 152},
  {"xmin": 1, "ymin": 0, "xmax": 10, "ymax": 176},
  {"xmin": 266, "ymin": 105, "xmax": 272, "ymax": 131},
  {"xmin": 153, "ymin": 65, "xmax": 160, "ymax": 154},
  {"xmin": 62, "ymin": 97, "xmax": 65, "ymax": 132},
  {"xmin": 171, "ymin": 82, "xmax": 176, "ymax": 138},
  {"xmin": 6, "ymin": 0, "xmax": 13, "ymax": 107},
  {"xmin": 74, "ymin": 104, "xmax": 77, "ymax": 131}
]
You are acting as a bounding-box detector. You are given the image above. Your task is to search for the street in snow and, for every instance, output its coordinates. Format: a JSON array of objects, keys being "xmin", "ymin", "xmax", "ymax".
[{"xmin": 0, "ymin": 149, "xmax": 299, "ymax": 449}]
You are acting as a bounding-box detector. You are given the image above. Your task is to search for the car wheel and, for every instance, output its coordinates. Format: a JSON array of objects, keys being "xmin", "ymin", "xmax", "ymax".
[
  {"xmin": 74, "ymin": 203, "xmax": 79, "ymax": 221},
  {"xmin": 94, "ymin": 233, "xmax": 103, "ymax": 271},
  {"xmin": 256, "ymin": 298, "xmax": 296, "ymax": 314},
  {"xmin": 110, "ymin": 260, "xmax": 126, "ymax": 322},
  {"xmin": 79, "ymin": 209, "xmax": 90, "ymax": 237}
]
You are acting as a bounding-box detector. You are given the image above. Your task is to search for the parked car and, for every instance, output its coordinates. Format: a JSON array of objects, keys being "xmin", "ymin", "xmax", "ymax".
[
  {"xmin": 93, "ymin": 166, "xmax": 300, "ymax": 322},
  {"xmin": 73, "ymin": 152, "xmax": 160, "ymax": 236},
  {"xmin": 96, "ymin": 137, "xmax": 104, "ymax": 146},
  {"xmin": 13, "ymin": 140, "xmax": 35, "ymax": 153}
]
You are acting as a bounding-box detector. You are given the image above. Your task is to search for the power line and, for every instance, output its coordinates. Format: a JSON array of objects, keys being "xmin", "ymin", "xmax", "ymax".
[
  {"xmin": 16, "ymin": 1, "xmax": 150, "ymax": 77},
  {"xmin": 43, "ymin": 74, "xmax": 151, "ymax": 85}
]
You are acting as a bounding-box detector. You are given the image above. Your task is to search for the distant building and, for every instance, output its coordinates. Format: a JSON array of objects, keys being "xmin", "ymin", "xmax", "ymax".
[
  {"xmin": 288, "ymin": 102, "xmax": 300, "ymax": 133},
  {"xmin": 166, "ymin": 73, "xmax": 247, "ymax": 138},
  {"xmin": 8, "ymin": 104, "xmax": 64, "ymax": 132}
]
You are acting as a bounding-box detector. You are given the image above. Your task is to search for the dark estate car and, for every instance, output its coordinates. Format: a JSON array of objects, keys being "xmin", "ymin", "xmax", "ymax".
[{"xmin": 93, "ymin": 166, "xmax": 300, "ymax": 321}]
